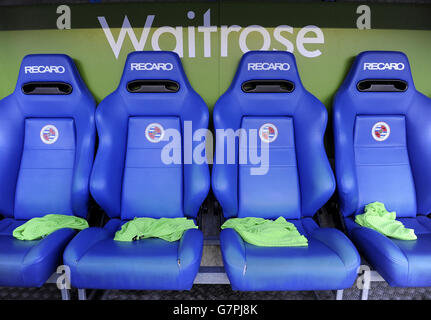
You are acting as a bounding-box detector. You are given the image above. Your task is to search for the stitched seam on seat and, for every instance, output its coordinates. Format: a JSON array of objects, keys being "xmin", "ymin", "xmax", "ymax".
[
  {"xmin": 238, "ymin": 231, "xmax": 247, "ymax": 274},
  {"xmin": 355, "ymin": 145, "xmax": 406, "ymax": 149},
  {"xmin": 20, "ymin": 239, "xmax": 40, "ymax": 284},
  {"xmin": 228, "ymin": 229, "xmax": 247, "ymax": 281},
  {"xmin": 311, "ymin": 232, "xmax": 348, "ymax": 270},
  {"xmin": 240, "ymin": 234, "xmax": 247, "ymax": 289},
  {"xmin": 245, "ymin": 146, "xmax": 295, "ymax": 150},
  {"xmin": 392, "ymin": 239, "xmax": 412, "ymax": 284},
  {"xmin": 354, "ymin": 227, "xmax": 409, "ymax": 266},
  {"xmin": 240, "ymin": 164, "xmax": 296, "ymax": 168},
  {"xmin": 22, "ymin": 229, "xmax": 75, "ymax": 267},
  {"xmin": 73, "ymin": 230, "xmax": 109, "ymax": 264},
  {"xmin": 355, "ymin": 163, "xmax": 410, "ymax": 167},
  {"xmin": 243, "ymin": 244, "xmax": 247, "ymax": 277},
  {"xmin": 13, "ymin": 99, "xmax": 26, "ymax": 218},
  {"xmin": 352, "ymin": 230, "xmax": 409, "ymax": 285},
  {"xmin": 74, "ymin": 241, "xmax": 102, "ymax": 263},
  {"xmin": 24, "ymin": 147, "xmax": 74, "ymax": 151},
  {"xmin": 0, "ymin": 219, "xmax": 14, "ymax": 235},
  {"xmin": 176, "ymin": 238, "xmax": 182, "ymax": 282},
  {"xmin": 415, "ymin": 216, "xmax": 431, "ymax": 233}
]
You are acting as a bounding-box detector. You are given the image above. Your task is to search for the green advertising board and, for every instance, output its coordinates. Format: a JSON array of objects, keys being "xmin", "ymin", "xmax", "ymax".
[{"xmin": 0, "ymin": 1, "xmax": 430, "ymax": 136}]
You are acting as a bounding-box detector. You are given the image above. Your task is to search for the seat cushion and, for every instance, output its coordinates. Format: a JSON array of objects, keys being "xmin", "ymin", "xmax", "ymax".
[
  {"xmin": 220, "ymin": 217, "xmax": 360, "ymax": 291},
  {"xmin": 0, "ymin": 218, "xmax": 76, "ymax": 287},
  {"xmin": 345, "ymin": 215, "xmax": 431, "ymax": 287},
  {"xmin": 63, "ymin": 219, "xmax": 203, "ymax": 290}
]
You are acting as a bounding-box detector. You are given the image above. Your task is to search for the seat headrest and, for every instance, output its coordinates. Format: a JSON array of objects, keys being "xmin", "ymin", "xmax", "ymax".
[
  {"xmin": 16, "ymin": 54, "xmax": 88, "ymax": 95},
  {"xmin": 342, "ymin": 51, "xmax": 414, "ymax": 92},
  {"xmin": 118, "ymin": 51, "xmax": 189, "ymax": 93},
  {"xmin": 230, "ymin": 51, "xmax": 303, "ymax": 91}
]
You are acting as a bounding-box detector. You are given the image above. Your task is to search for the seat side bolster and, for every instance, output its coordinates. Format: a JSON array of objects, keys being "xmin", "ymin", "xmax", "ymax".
[
  {"xmin": 21, "ymin": 228, "xmax": 77, "ymax": 286},
  {"xmin": 22, "ymin": 228, "xmax": 77, "ymax": 267},
  {"xmin": 407, "ymin": 94, "xmax": 431, "ymax": 214},
  {"xmin": 311, "ymin": 227, "xmax": 361, "ymax": 271},
  {"xmin": 301, "ymin": 217, "xmax": 320, "ymax": 235},
  {"xmin": 351, "ymin": 226, "xmax": 409, "ymax": 266},
  {"xmin": 63, "ymin": 226, "xmax": 114, "ymax": 267},
  {"xmin": 295, "ymin": 95, "xmax": 336, "ymax": 216},
  {"xmin": 102, "ymin": 218, "xmax": 122, "ymax": 234},
  {"xmin": 89, "ymin": 96, "xmax": 128, "ymax": 219},
  {"xmin": 211, "ymin": 94, "xmax": 241, "ymax": 219},
  {"xmin": 183, "ymin": 96, "xmax": 210, "ymax": 218},
  {"xmin": 220, "ymin": 228, "xmax": 246, "ymax": 268},
  {"xmin": 416, "ymin": 216, "xmax": 431, "ymax": 232},
  {"xmin": 71, "ymin": 106, "xmax": 96, "ymax": 218},
  {"xmin": 350, "ymin": 225, "xmax": 410, "ymax": 285},
  {"xmin": 183, "ymin": 161, "xmax": 210, "ymax": 218},
  {"xmin": 177, "ymin": 229, "xmax": 203, "ymax": 268},
  {"xmin": 0, "ymin": 96, "xmax": 24, "ymax": 218},
  {"xmin": 333, "ymin": 94, "xmax": 359, "ymax": 217},
  {"xmin": 212, "ymin": 163, "xmax": 238, "ymax": 218}
]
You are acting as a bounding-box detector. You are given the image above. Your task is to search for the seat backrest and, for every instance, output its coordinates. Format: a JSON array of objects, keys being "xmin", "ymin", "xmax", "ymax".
[
  {"xmin": 90, "ymin": 51, "xmax": 209, "ymax": 220},
  {"xmin": 212, "ymin": 51, "xmax": 335, "ymax": 220},
  {"xmin": 334, "ymin": 51, "xmax": 431, "ymax": 218},
  {"xmin": 0, "ymin": 54, "xmax": 96, "ymax": 220}
]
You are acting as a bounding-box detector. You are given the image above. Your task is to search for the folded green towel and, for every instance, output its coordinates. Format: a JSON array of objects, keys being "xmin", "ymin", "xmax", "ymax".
[
  {"xmin": 221, "ymin": 216, "xmax": 308, "ymax": 247},
  {"xmin": 13, "ymin": 214, "xmax": 89, "ymax": 240},
  {"xmin": 355, "ymin": 201, "xmax": 417, "ymax": 240},
  {"xmin": 114, "ymin": 217, "xmax": 198, "ymax": 242}
]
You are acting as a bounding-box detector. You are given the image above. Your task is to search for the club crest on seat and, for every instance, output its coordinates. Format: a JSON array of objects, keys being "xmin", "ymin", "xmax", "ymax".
[
  {"xmin": 372, "ymin": 122, "xmax": 390, "ymax": 142},
  {"xmin": 259, "ymin": 123, "xmax": 278, "ymax": 143},
  {"xmin": 145, "ymin": 123, "xmax": 165, "ymax": 143},
  {"xmin": 40, "ymin": 125, "xmax": 59, "ymax": 144}
]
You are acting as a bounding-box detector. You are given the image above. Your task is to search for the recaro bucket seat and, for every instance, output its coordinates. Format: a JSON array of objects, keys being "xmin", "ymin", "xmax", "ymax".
[
  {"xmin": 0, "ymin": 54, "xmax": 96, "ymax": 287},
  {"xmin": 63, "ymin": 51, "xmax": 210, "ymax": 290},
  {"xmin": 212, "ymin": 51, "xmax": 360, "ymax": 291},
  {"xmin": 334, "ymin": 51, "xmax": 431, "ymax": 287}
]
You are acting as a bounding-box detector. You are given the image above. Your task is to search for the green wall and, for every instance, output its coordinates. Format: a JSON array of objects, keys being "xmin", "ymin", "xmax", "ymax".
[{"xmin": 0, "ymin": 2, "xmax": 430, "ymax": 117}]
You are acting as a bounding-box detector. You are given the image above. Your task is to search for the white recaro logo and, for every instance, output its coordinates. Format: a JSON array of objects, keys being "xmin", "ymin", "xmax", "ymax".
[
  {"xmin": 130, "ymin": 62, "xmax": 174, "ymax": 71},
  {"xmin": 24, "ymin": 65, "xmax": 66, "ymax": 74},
  {"xmin": 247, "ymin": 62, "xmax": 290, "ymax": 71},
  {"xmin": 363, "ymin": 62, "xmax": 405, "ymax": 71}
]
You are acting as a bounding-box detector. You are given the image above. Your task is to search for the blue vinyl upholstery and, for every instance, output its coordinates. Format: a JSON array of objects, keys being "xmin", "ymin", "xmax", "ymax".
[
  {"xmin": 0, "ymin": 54, "xmax": 96, "ymax": 287},
  {"xmin": 63, "ymin": 51, "xmax": 209, "ymax": 290},
  {"xmin": 213, "ymin": 51, "xmax": 360, "ymax": 291},
  {"xmin": 334, "ymin": 51, "xmax": 431, "ymax": 287}
]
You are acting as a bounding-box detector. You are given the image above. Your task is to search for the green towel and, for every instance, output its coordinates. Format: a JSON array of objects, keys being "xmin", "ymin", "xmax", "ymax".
[
  {"xmin": 13, "ymin": 214, "xmax": 89, "ymax": 240},
  {"xmin": 114, "ymin": 217, "xmax": 198, "ymax": 242},
  {"xmin": 355, "ymin": 202, "xmax": 417, "ymax": 240},
  {"xmin": 221, "ymin": 216, "xmax": 308, "ymax": 247}
]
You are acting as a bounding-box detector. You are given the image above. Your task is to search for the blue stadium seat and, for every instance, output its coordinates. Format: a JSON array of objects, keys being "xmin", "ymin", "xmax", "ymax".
[
  {"xmin": 334, "ymin": 51, "xmax": 431, "ymax": 287},
  {"xmin": 212, "ymin": 51, "xmax": 360, "ymax": 291},
  {"xmin": 63, "ymin": 51, "xmax": 210, "ymax": 290},
  {"xmin": 0, "ymin": 54, "xmax": 96, "ymax": 287}
]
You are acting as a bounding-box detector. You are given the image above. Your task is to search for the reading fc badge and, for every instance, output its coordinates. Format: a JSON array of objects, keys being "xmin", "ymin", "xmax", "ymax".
[
  {"xmin": 259, "ymin": 123, "xmax": 278, "ymax": 143},
  {"xmin": 40, "ymin": 125, "xmax": 59, "ymax": 144},
  {"xmin": 372, "ymin": 122, "xmax": 390, "ymax": 142},
  {"xmin": 145, "ymin": 123, "xmax": 165, "ymax": 143}
]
